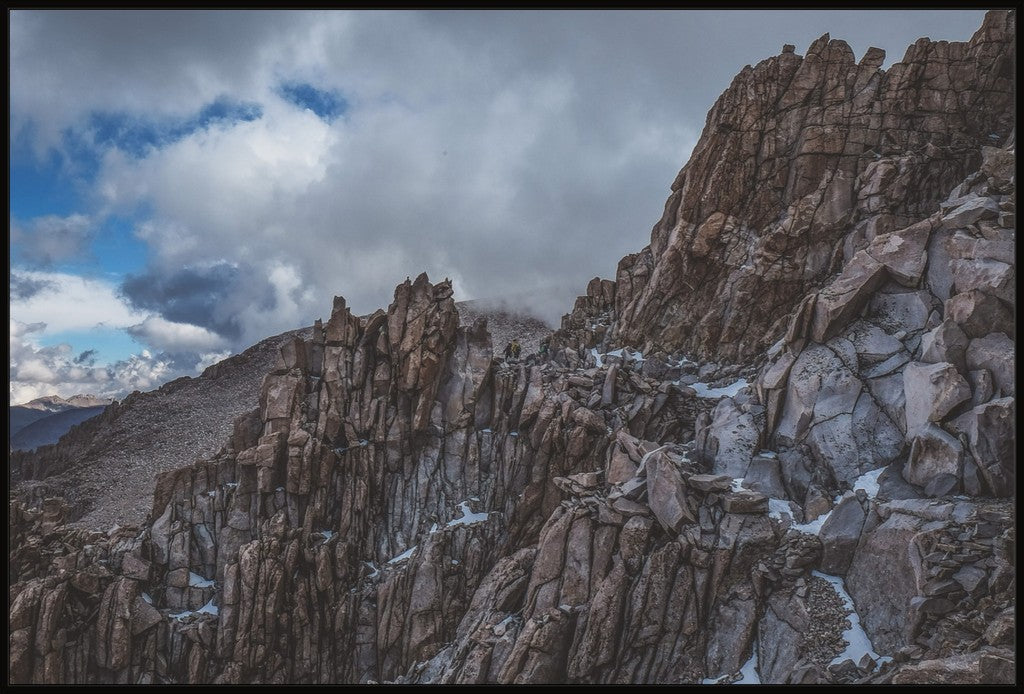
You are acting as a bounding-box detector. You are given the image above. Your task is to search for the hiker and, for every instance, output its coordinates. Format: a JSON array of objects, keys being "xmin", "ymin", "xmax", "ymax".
[
  {"xmin": 539, "ymin": 339, "xmax": 549, "ymax": 357},
  {"xmin": 503, "ymin": 342, "xmax": 515, "ymax": 362},
  {"xmin": 511, "ymin": 339, "xmax": 521, "ymax": 360}
]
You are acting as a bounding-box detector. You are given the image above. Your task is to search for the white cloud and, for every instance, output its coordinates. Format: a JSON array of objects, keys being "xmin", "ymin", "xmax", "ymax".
[
  {"xmin": 8, "ymin": 317, "xmax": 201, "ymax": 405},
  {"xmin": 126, "ymin": 315, "xmax": 229, "ymax": 353},
  {"xmin": 10, "ymin": 270, "xmax": 147, "ymax": 333}
]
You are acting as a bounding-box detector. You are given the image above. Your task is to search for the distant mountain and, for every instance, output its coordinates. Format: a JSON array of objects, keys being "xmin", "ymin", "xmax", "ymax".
[
  {"xmin": 9, "ymin": 394, "xmax": 115, "ymax": 448},
  {"xmin": 16, "ymin": 394, "xmax": 112, "ymax": 412},
  {"xmin": 10, "ymin": 406, "xmax": 109, "ymax": 452}
]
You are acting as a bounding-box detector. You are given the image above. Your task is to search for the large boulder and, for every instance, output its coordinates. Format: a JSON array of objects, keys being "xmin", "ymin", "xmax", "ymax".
[
  {"xmin": 964, "ymin": 332, "xmax": 1014, "ymax": 397},
  {"xmin": 947, "ymin": 397, "xmax": 1015, "ymax": 496},
  {"xmin": 902, "ymin": 361, "xmax": 971, "ymax": 435}
]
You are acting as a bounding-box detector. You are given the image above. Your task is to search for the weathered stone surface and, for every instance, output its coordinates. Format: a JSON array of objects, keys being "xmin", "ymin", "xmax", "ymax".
[
  {"xmin": 940, "ymin": 195, "xmax": 1000, "ymax": 230},
  {"xmin": 944, "ymin": 290, "xmax": 1013, "ymax": 339},
  {"xmin": 919, "ymin": 320, "xmax": 968, "ymax": 370},
  {"xmin": 902, "ymin": 361, "xmax": 971, "ymax": 435},
  {"xmin": 645, "ymin": 453, "xmax": 695, "ymax": 533},
  {"xmin": 818, "ymin": 494, "xmax": 866, "ymax": 575},
  {"xmin": 964, "ymin": 332, "xmax": 1014, "ymax": 397},
  {"xmin": 947, "ymin": 398, "xmax": 1015, "ymax": 496},
  {"xmin": 904, "ymin": 424, "xmax": 965, "ymax": 491}
]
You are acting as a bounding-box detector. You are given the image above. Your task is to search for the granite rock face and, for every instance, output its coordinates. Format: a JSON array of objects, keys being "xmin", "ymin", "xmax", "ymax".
[
  {"xmin": 8, "ymin": 10, "xmax": 1015, "ymax": 686},
  {"xmin": 613, "ymin": 10, "xmax": 1014, "ymax": 364}
]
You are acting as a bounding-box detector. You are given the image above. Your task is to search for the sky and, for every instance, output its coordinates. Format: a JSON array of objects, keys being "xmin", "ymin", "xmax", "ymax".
[{"xmin": 9, "ymin": 9, "xmax": 991, "ymax": 404}]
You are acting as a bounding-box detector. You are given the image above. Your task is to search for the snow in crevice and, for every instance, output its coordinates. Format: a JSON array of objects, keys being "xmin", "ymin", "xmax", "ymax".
[
  {"xmin": 639, "ymin": 445, "xmax": 668, "ymax": 470},
  {"xmin": 768, "ymin": 498, "xmax": 795, "ymax": 521},
  {"xmin": 170, "ymin": 598, "xmax": 219, "ymax": 620},
  {"xmin": 387, "ymin": 545, "xmax": 417, "ymax": 565},
  {"xmin": 688, "ymin": 378, "xmax": 750, "ymax": 399},
  {"xmin": 188, "ymin": 571, "xmax": 214, "ymax": 588},
  {"xmin": 790, "ymin": 508, "xmax": 833, "ymax": 535},
  {"xmin": 364, "ymin": 561, "xmax": 380, "ymax": 579},
  {"xmin": 701, "ymin": 639, "xmax": 761, "ymax": 684},
  {"xmin": 730, "ymin": 478, "xmax": 745, "ymax": 492},
  {"xmin": 737, "ymin": 644, "xmax": 761, "ymax": 684},
  {"xmin": 141, "ymin": 592, "xmax": 153, "ymax": 605},
  {"xmin": 446, "ymin": 501, "xmax": 490, "ymax": 528},
  {"xmin": 605, "ymin": 347, "xmax": 644, "ymax": 363},
  {"xmin": 812, "ymin": 571, "xmax": 886, "ymax": 668},
  {"xmin": 756, "ymin": 449, "xmax": 778, "ymax": 459},
  {"xmin": 317, "ymin": 529, "xmax": 335, "ymax": 541},
  {"xmin": 851, "ymin": 467, "xmax": 885, "ymax": 499},
  {"xmin": 591, "ymin": 348, "xmax": 604, "ymax": 368},
  {"xmin": 225, "ymin": 482, "xmax": 238, "ymax": 489}
]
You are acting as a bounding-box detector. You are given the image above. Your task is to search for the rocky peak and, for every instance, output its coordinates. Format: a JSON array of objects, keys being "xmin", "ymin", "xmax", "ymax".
[{"xmin": 612, "ymin": 9, "xmax": 1015, "ymax": 363}]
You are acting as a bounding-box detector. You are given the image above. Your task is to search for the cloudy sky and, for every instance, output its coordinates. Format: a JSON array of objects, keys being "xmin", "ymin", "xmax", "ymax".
[{"xmin": 9, "ymin": 9, "xmax": 988, "ymax": 404}]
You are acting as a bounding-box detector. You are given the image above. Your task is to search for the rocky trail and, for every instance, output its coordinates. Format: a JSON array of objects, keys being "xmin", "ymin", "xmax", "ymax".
[{"xmin": 8, "ymin": 10, "xmax": 1015, "ymax": 685}]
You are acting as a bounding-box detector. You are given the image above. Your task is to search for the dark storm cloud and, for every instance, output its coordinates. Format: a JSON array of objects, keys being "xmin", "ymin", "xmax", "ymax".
[
  {"xmin": 74, "ymin": 349, "xmax": 98, "ymax": 365},
  {"xmin": 120, "ymin": 262, "xmax": 273, "ymax": 340},
  {"xmin": 12, "ymin": 215, "xmax": 95, "ymax": 267},
  {"xmin": 10, "ymin": 273, "xmax": 57, "ymax": 300}
]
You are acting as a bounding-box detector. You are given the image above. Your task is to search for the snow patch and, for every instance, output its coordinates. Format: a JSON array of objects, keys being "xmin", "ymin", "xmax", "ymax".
[
  {"xmin": 364, "ymin": 561, "xmax": 380, "ymax": 579},
  {"xmin": 206, "ymin": 490, "xmax": 216, "ymax": 497},
  {"xmin": 141, "ymin": 592, "xmax": 153, "ymax": 605},
  {"xmin": 188, "ymin": 572, "xmax": 214, "ymax": 588},
  {"xmin": 446, "ymin": 501, "xmax": 490, "ymax": 528},
  {"xmin": 688, "ymin": 378, "xmax": 749, "ymax": 399},
  {"xmin": 812, "ymin": 571, "xmax": 884, "ymax": 667},
  {"xmin": 852, "ymin": 467, "xmax": 885, "ymax": 500},
  {"xmin": 387, "ymin": 545, "xmax": 417, "ymax": 564},
  {"xmin": 730, "ymin": 478, "xmax": 745, "ymax": 492},
  {"xmin": 196, "ymin": 598, "xmax": 219, "ymax": 616},
  {"xmin": 509, "ymin": 431, "xmax": 519, "ymax": 437},
  {"xmin": 225, "ymin": 482, "xmax": 238, "ymax": 489},
  {"xmin": 170, "ymin": 598, "xmax": 219, "ymax": 620},
  {"xmin": 590, "ymin": 348, "xmax": 604, "ymax": 368},
  {"xmin": 768, "ymin": 498, "xmax": 795, "ymax": 521},
  {"xmin": 701, "ymin": 642, "xmax": 761, "ymax": 684},
  {"xmin": 756, "ymin": 449, "xmax": 778, "ymax": 459},
  {"xmin": 737, "ymin": 646, "xmax": 761, "ymax": 684},
  {"xmin": 791, "ymin": 509, "xmax": 833, "ymax": 535},
  {"xmin": 639, "ymin": 444, "xmax": 667, "ymax": 468}
]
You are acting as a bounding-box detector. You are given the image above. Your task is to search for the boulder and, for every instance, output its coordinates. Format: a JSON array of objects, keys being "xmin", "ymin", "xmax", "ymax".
[
  {"xmin": 918, "ymin": 320, "xmax": 968, "ymax": 370},
  {"xmin": 904, "ymin": 424, "xmax": 965, "ymax": 490},
  {"xmin": 902, "ymin": 361, "xmax": 971, "ymax": 434},
  {"xmin": 947, "ymin": 397, "xmax": 1015, "ymax": 496},
  {"xmin": 944, "ymin": 290, "xmax": 1013, "ymax": 339},
  {"xmin": 965, "ymin": 332, "xmax": 1014, "ymax": 397},
  {"xmin": 645, "ymin": 454, "xmax": 695, "ymax": 533},
  {"xmin": 818, "ymin": 493, "xmax": 866, "ymax": 574},
  {"xmin": 940, "ymin": 195, "xmax": 1000, "ymax": 230}
]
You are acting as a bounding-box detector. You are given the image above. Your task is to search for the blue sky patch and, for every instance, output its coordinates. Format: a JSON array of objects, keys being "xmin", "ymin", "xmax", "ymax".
[
  {"xmin": 86, "ymin": 97, "xmax": 263, "ymax": 158},
  {"xmin": 37, "ymin": 327, "xmax": 144, "ymax": 365},
  {"xmin": 277, "ymin": 82, "xmax": 347, "ymax": 121}
]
